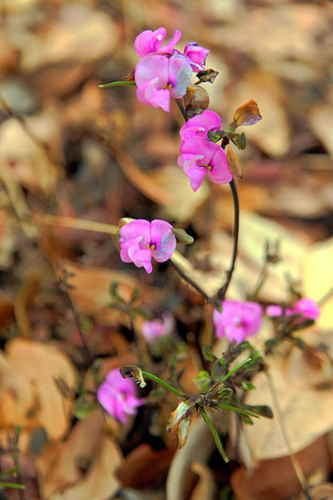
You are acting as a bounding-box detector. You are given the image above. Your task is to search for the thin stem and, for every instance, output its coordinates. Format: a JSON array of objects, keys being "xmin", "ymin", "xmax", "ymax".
[
  {"xmin": 98, "ymin": 80, "xmax": 136, "ymax": 88},
  {"xmin": 264, "ymin": 369, "xmax": 311, "ymax": 499},
  {"xmin": 200, "ymin": 408, "xmax": 229, "ymax": 462},
  {"xmin": 219, "ymin": 357, "xmax": 254, "ymax": 383},
  {"xmin": 170, "ymin": 257, "xmax": 210, "ymax": 302},
  {"xmin": 140, "ymin": 369, "xmax": 186, "ymax": 398},
  {"xmin": 175, "ymin": 99, "xmax": 187, "ymax": 120},
  {"xmin": 251, "ymin": 261, "xmax": 268, "ymax": 300},
  {"xmin": 216, "ymin": 179, "xmax": 240, "ymax": 303},
  {"xmin": 35, "ymin": 214, "xmax": 118, "ymax": 236}
]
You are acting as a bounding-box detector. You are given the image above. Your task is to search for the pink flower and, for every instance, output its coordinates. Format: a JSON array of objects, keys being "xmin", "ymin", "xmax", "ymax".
[
  {"xmin": 266, "ymin": 298, "xmax": 320, "ymax": 321},
  {"xmin": 135, "ymin": 53, "xmax": 192, "ymax": 112},
  {"xmin": 134, "ymin": 27, "xmax": 182, "ymax": 57},
  {"xmin": 184, "ymin": 42, "xmax": 209, "ymax": 71},
  {"xmin": 97, "ymin": 369, "xmax": 144, "ymax": 423},
  {"xmin": 213, "ymin": 300, "xmax": 263, "ymax": 344},
  {"xmin": 293, "ymin": 298, "xmax": 320, "ymax": 320},
  {"xmin": 178, "ymin": 110, "xmax": 232, "ymax": 191},
  {"xmin": 119, "ymin": 219, "xmax": 176, "ymax": 273},
  {"xmin": 142, "ymin": 313, "xmax": 174, "ymax": 342}
]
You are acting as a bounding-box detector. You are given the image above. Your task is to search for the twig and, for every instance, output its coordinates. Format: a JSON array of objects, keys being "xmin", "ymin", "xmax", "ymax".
[
  {"xmin": 216, "ymin": 179, "xmax": 240, "ymax": 303},
  {"xmin": 35, "ymin": 214, "xmax": 118, "ymax": 236},
  {"xmin": 170, "ymin": 253, "xmax": 210, "ymax": 301}
]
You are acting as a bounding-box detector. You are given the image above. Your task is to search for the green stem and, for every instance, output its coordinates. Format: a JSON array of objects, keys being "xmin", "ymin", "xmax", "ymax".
[
  {"xmin": 98, "ymin": 80, "xmax": 136, "ymax": 88},
  {"xmin": 141, "ymin": 369, "xmax": 186, "ymax": 398},
  {"xmin": 219, "ymin": 357, "xmax": 254, "ymax": 383},
  {"xmin": 217, "ymin": 402, "xmax": 259, "ymax": 418},
  {"xmin": 200, "ymin": 408, "xmax": 229, "ymax": 462}
]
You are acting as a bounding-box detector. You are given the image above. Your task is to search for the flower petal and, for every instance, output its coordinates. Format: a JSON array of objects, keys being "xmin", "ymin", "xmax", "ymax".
[
  {"xmin": 151, "ymin": 219, "xmax": 176, "ymax": 262},
  {"xmin": 208, "ymin": 146, "xmax": 233, "ymax": 184}
]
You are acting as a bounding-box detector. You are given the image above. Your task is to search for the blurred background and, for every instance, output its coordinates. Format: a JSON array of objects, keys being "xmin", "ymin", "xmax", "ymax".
[{"xmin": 0, "ymin": 0, "xmax": 333, "ymax": 499}]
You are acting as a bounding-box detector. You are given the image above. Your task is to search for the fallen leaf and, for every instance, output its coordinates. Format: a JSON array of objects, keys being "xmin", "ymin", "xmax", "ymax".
[
  {"xmin": 0, "ymin": 115, "xmax": 60, "ymax": 193},
  {"xmin": 241, "ymin": 348, "xmax": 333, "ymax": 460},
  {"xmin": 0, "ymin": 339, "xmax": 77, "ymax": 440},
  {"xmin": 116, "ymin": 443, "xmax": 174, "ymax": 489},
  {"xmin": 37, "ymin": 410, "xmax": 122, "ymax": 500},
  {"xmin": 231, "ymin": 435, "xmax": 331, "ymax": 500}
]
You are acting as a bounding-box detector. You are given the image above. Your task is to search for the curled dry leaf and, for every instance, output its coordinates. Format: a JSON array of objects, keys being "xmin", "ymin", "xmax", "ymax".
[
  {"xmin": 166, "ymin": 413, "xmax": 227, "ymax": 500},
  {"xmin": 0, "ymin": 339, "xmax": 77, "ymax": 441},
  {"xmin": 190, "ymin": 462, "xmax": 217, "ymax": 500}
]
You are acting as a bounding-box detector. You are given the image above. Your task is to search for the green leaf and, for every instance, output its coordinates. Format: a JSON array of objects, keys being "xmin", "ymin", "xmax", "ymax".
[{"xmin": 200, "ymin": 409, "xmax": 229, "ymax": 462}]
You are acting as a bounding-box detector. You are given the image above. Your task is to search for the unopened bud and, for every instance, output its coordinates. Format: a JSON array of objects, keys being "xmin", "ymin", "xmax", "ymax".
[
  {"xmin": 184, "ymin": 86, "xmax": 209, "ymax": 117},
  {"xmin": 226, "ymin": 145, "xmax": 242, "ymax": 180},
  {"xmin": 232, "ymin": 100, "xmax": 262, "ymax": 128},
  {"xmin": 195, "ymin": 68, "xmax": 219, "ymax": 84}
]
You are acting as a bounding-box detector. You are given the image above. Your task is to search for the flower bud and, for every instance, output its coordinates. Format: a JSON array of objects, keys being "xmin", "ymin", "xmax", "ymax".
[
  {"xmin": 226, "ymin": 145, "xmax": 242, "ymax": 180},
  {"xmin": 195, "ymin": 68, "xmax": 219, "ymax": 84},
  {"xmin": 232, "ymin": 99, "xmax": 262, "ymax": 128},
  {"xmin": 183, "ymin": 85, "xmax": 209, "ymax": 117}
]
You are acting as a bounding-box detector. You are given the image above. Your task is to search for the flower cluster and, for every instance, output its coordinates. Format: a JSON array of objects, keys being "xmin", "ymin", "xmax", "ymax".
[
  {"xmin": 178, "ymin": 110, "xmax": 232, "ymax": 191},
  {"xmin": 213, "ymin": 300, "xmax": 263, "ymax": 344},
  {"xmin": 97, "ymin": 369, "xmax": 144, "ymax": 423},
  {"xmin": 119, "ymin": 219, "xmax": 176, "ymax": 273},
  {"xmin": 134, "ymin": 27, "xmax": 208, "ymax": 112},
  {"xmin": 266, "ymin": 297, "xmax": 320, "ymax": 321}
]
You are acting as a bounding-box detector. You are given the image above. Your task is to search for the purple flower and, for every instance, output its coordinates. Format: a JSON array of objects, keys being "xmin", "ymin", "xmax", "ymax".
[
  {"xmin": 135, "ymin": 53, "xmax": 192, "ymax": 112},
  {"xmin": 119, "ymin": 219, "xmax": 176, "ymax": 273},
  {"xmin": 178, "ymin": 110, "xmax": 232, "ymax": 191},
  {"xmin": 213, "ymin": 300, "xmax": 263, "ymax": 344},
  {"xmin": 97, "ymin": 369, "xmax": 144, "ymax": 423},
  {"xmin": 266, "ymin": 298, "xmax": 320, "ymax": 321},
  {"xmin": 134, "ymin": 27, "xmax": 182, "ymax": 57},
  {"xmin": 142, "ymin": 313, "xmax": 174, "ymax": 342},
  {"xmin": 184, "ymin": 42, "xmax": 209, "ymax": 71}
]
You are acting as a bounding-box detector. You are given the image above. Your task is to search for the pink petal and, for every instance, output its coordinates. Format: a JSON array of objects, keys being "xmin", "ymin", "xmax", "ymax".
[
  {"xmin": 159, "ymin": 29, "xmax": 182, "ymax": 54},
  {"xmin": 137, "ymin": 82, "xmax": 170, "ymax": 112},
  {"xmin": 178, "ymin": 153, "xmax": 207, "ymax": 191},
  {"xmin": 293, "ymin": 298, "xmax": 320, "ymax": 320},
  {"xmin": 135, "ymin": 55, "xmax": 169, "ymax": 87},
  {"xmin": 134, "ymin": 27, "xmax": 167, "ymax": 57},
  {"xmin": 266, "ymin": 305, "xmax": 283, "ymax": 317},
  {"xmin": 208, "ymin": 146, "xmax": 233, "ymax": 184},
  {"xmin": 181, "ymin": 110, "xmax": 222, "ymax": 135},
  {"xmin": 151, "ymin": 219, "xmax": 176, "ymax": 262},
  {"xmin": 168, "ymin": 53, "xmax": 192, "ymax": 98},
  {"xmin": 120, "ymin": 219, "xmax": 150, "ymax": 245},
  {"xmin": 184, "ymin": 42, "xmax": 209, "ymax": 71}
]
